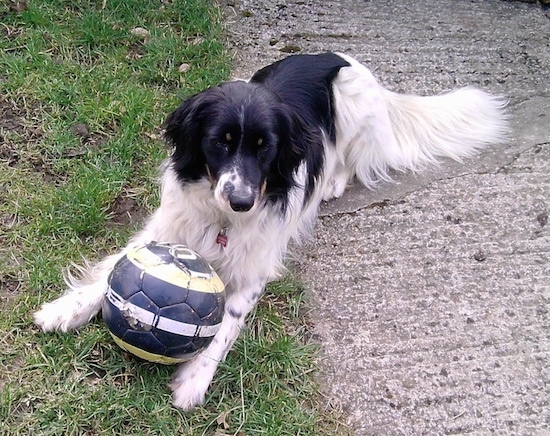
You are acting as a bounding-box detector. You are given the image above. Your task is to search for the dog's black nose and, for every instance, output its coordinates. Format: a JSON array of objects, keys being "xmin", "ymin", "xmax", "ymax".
[{"xmin": 229, "ymin": 194, "xmax": 254, "ymax": 212}]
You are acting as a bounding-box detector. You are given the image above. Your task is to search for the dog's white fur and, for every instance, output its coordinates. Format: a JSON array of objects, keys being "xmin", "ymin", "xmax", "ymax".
[{"xmin": 33, "ymin": 53, "xmax": 508, "ymax": 410}]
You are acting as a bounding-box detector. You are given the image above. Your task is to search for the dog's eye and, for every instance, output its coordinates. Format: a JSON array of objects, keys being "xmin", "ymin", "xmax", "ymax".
[
  {"xmin": 215, "ymin": 141, "xmax": 229, "ymax": 153},
  {"xmin": 257, "ymin": 137, "xmax": 269, "ymax": 152},
  {"xmin": 212, "ymin": 133, "xmax": 232, "ymax": 153}
]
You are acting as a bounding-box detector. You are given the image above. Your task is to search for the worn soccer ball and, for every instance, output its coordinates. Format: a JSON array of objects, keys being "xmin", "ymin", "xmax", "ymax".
[{"xmin": 102, "ymin": 242, "xmax": 225, "ymax": 364}]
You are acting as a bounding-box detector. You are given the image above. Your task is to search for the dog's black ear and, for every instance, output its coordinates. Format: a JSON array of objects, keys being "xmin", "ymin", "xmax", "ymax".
[
  {"xmin": 164, "ymin": 90, "xmax": 217, "ymax": 181},
  {"xmin": 270, "ymin": 105, "xmax": 324, "ymax": 204},
  {"xmin": 274, "ymin": 105, "xmax": 305, "ymax": 167}
]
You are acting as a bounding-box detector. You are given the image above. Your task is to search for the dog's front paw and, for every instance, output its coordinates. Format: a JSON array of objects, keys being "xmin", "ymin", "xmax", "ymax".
[
  {"xmin": 169, "ymin": 358, "xmax": 216, "ymax": 411},
  {"xmin": 33, "ymin": 297, "xmax": 94, "ymax": 332},
  {"xmin": 323, "ymin": 175, "xmax": 348, "ymax": 201},
  {"xmin": 322, "ymin": 164, "xmax": 350, "ymax": 201},
  {"xmin": 33, "ymin": 287, "xmax": 105, "ymax": 332},
  {"xmin": 33, "ymin": 301, "xmax": 69, "ymax": 332}
]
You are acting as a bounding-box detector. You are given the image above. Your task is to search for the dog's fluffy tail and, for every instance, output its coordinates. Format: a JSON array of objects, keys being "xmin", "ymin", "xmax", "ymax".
[
  {"xmin": 383, "ymin": 87, "xmax": 508, "ymax": 164},
  {"xmin": 333, "ymin": 54, "xmax": 509, "ymax": 189}
]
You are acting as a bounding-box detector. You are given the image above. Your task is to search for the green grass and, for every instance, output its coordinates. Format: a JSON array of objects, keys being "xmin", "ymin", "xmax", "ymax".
[{"xmin": 0, "ymin": 1, "xmax": 347, "ymax": 434}]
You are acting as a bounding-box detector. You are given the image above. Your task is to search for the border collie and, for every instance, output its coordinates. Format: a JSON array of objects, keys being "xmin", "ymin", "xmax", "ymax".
[{"xmin": 33, "ymin": 52, "xmax": 508, "ymax": 410}]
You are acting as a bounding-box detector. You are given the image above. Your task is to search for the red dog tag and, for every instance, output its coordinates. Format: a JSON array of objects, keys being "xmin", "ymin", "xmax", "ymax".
[{"xmin": 216, "ymin": 229, "xmax": 228, "ymax": 247}]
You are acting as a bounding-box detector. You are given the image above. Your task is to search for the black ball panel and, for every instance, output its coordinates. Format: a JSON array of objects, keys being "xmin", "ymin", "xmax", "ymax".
[
  {"xmin": 204, "ymin": 298, "xmax": 225, "ymax": 323},
  {"xmin": 122, "ymin": 329, "xmax": 167, "ymax": 355},
  {"xmin": 152, "ymin": 330, "xmax": 198, "ymax": 356},
  {"xmin": 108, "ymin": 258, "xmax": 143, "ymax": 299},
  {"xmin": 141, "ymin": 273, "xmax": 189, "ymax": 307},
  {"xmin": 179, "ymin": 288, "xmax": 223, "ymax": 320},
  {"xmin": 102, "ymin": 298, "xmax": 128, "ymax": 340},
  {"xmin": 158, "ymin": 302, "xmax": 201, "ymax": 325}
]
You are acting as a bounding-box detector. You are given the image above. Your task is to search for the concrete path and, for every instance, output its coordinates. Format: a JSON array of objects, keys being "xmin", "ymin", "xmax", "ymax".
[{"xmin": 226, "ymin": 1, "xmax": 550, "ymax": 434}]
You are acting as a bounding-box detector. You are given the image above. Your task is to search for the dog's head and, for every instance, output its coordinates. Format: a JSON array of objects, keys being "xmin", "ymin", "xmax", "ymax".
[{"xmin": 164, "ymin": 81, "xmax": 309, "ymax": 213}]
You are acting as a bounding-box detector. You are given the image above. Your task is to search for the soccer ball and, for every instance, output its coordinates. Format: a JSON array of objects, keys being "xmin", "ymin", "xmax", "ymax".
[{"xmin": 102, "ymin": 242, "xmax": 225, "ymax": 364}]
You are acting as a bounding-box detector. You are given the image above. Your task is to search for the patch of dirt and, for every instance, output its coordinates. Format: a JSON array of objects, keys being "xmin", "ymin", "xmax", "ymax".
[
  {"xmin": 0, "ymin": 22, "xmax": 24, "ymax": 41},
  {"xmin": 0, "ymin": 96, "xmax": 46, "ymax": 167},
  {"xmin": 0, "ymin": 274, "xmax": 22, "ymax": 296},
  {"xmin": 0, "ymin": 101, "xmax": 25, "ymax": 133},
  {"xmin": 0, "ymin": 97, "xmax": 109, "ymax": 185},
  {"xmin": 0, "ymin": 272, "xmax": 24, "ymax": 311},
  {"xmin": 108, "ymin": 193, "xmax": 149, "ymax": 227},
  {"xmin": 64, "ymin": 122, "xmax": 110, "ymax": 159},
  {"xmin": 0, "ymin": 141, "xmax": 19, "ymax": 167},
  {"xmin": 0, "ymin": 354, "xmax": 25, "ymax": 394},
  {"xmin": 126, "ymin": 41, "xmax": 147, "ymax": 60}
]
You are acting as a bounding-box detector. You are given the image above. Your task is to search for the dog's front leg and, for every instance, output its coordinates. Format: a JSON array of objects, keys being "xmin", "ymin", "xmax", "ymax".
[
  {"xmin": 33, "ymin": 252, "xmax": 124, "ymax": 332},
  {"xmin": 170, "ymin": 282, "xmax": 264, "ymax": 410}
]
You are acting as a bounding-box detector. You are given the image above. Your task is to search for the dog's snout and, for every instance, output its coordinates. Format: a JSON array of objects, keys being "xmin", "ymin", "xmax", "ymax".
[
  {"xmin": 228, "ymin": 192, "xmax": 255, "ymax": 212},
  {"xmin": 215, "ymin": 166, "xmax": 259, "ymax": 212}
]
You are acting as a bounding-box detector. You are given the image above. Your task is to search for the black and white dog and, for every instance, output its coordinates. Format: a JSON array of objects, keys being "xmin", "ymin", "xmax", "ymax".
[{"xmin": 33, "ymin": 52, "xmax": 508, "ymax": 410}]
